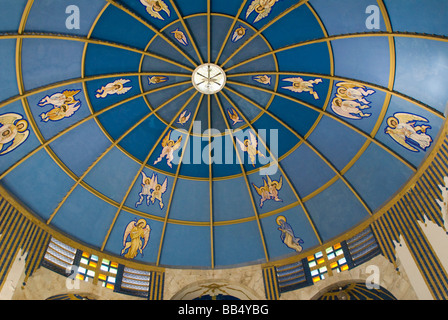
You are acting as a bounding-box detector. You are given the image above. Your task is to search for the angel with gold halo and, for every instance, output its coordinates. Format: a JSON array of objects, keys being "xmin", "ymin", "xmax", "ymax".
[
  {"xmin": 227, "ymin": 108, "xmax": 243, "ymax": 125},
  {"xmin": 38, "ymin": 89, "xmax": 82, "ymax": 122},
  {"xmin": 0, "ymin": 113, "xmax": 29, "ymax": 156},
  {"xmin": 140, "ymin": 0, "xmax": 170, "ymax": 20},
  {"xmin": 282, "ymin": 77, "xmax": 322, "ymax": 99},
  {"xmin": 177, "ymin": 110, "xmax": 191, "ymax": 126},
  {"xmin": 148, "ymin": 174, "xmax": 168, "ymax": 209},
  {"xmin": 38, "ymin": 89, "xmax": 81, "ymax": 108},
  {"xmin": 136, "ymin": 172, "xmax": 154, "ymax": 207},
  {"xmin": 153, "ymin": 131, "xmax": 183, "ymax": 168},
  {"xmin": 336, "ymin": 82, "xmax": 375, "ymax": 105},
  {"xmin": 121, "ymin": 219, "xmax": 151, "ymax": 259},
  {"xmin": 385, "ymin": 112, "xmax": 432, "ymax": 152},
  {"xmin": 236, "ymin": 131, "xmax": 265, "ymax": 167},
  {"xmin": 95, "ymin": 79, "xmax": 132, "ymax": 98},
  {"xmin": 276, "ymin": 215, "xmax": 304, "ymax": 252},
  {"xmin": 246, "ymin": 0, "xmax": 279, "ymax": 23}
]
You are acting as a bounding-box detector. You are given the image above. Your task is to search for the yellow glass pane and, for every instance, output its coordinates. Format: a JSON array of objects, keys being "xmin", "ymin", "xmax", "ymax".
[
  {"xmin": 312, "ymin": 276, "xmax": 321, "ymax": 283},
  {"xmin": 341, "ymin": 264, "xmax": 349, "ymax": 271},
  {"xmin": 111, "ymin": 262, "xmax": 119, "ymax": 268},
  {"xmin": 307, "ymin": 255, "xmax": 314, "ymax": 262},
  {"xmin": 76, "ymin": 274, "xmax": 84, "ymax": 281},
  {"xmin": 317, "ymin": 258, "xmax": 325, "ymax": 265},
  {"xmin": 334, "ymin": 243, "xmax": 341, "ymax": 250},
  {"xmin": 330, "ymin": 262, "xmax": 338, "ymax": 269},
  {"xmin": 106, "ymin": 283, "xmax": 114, "ymax": 290},
  {"xmin": 82, "ymin": 251, "xmax": 90, "ymax": 258},
  {"xmin": 98, "ymin": 274, "xmax": 107, "ymax": 281},
  {"xmin": 89, "ymin": 261, "xmax": 97, "ymax": 268}
]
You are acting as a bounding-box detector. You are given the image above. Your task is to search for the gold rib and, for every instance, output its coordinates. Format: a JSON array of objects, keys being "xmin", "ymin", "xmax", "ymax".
[
  {"xmin": 167, "ymin": 0, "xmax": 204, "ymax": 65},
  {"xmin": 214, "ymin": 93, "xmax": 270, "ymax": 263},
  {"xmin": 207, "ymin": 94, "xmax": 214, "ymax": 268},
  {"xmin": 226, "ymin": 80, "xmax": 417, "ymax": 171},
  {"xmin": 223, "ymin": 85, "xmax": 373, "ymax": 217},
  {"xmin": 100, "ymin": 90, "xmax": 200, "ymax": 252},
  {"xmin": 219, "ymin": 90, "xmax": 323, "ymax": 245},
  {"xmin": 156, "ymin": 93, "xmax": 205, "ymax": 266},
  {"xmin": 0, "ymin": 33, "xmax": 194, "ymax": 72},
  {"xmin": 220, "ymin": 0, "xmax": 311, "ymax": 68},
  {"xmin": 214, "ymin": 0, "xmax": 249, "ymax": 65},
  {"xmin": 105, "ymin": 0, "xmax": 198, "ymax": 68},
  {"xmin": 207, "ymin": 0, "xmax": 211, "ymax": 63}
]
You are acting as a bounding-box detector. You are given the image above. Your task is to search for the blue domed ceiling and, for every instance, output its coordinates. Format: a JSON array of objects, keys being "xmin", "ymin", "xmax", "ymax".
[{"xmin": 0, "ymin": 0, "xmax": 447, "ymax": 268}]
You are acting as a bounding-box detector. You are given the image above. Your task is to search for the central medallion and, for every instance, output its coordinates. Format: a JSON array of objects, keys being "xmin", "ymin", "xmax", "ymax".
[{"xmin": 192, "ymin": 63, "xmax": 226, "ymax": 95}]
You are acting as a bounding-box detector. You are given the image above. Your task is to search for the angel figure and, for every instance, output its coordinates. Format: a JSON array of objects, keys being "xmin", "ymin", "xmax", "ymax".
[
  {"xmin": 336, "ymin": 82, "xmax": 375, "ymax": 105},
  {"xmin": 331, "ymin": 97, "xmax": 371, "ymax": 120},
  {"xmin": 236, "ymin": 131, "xmax": 266, "ymax": 167},
  {"xmin": 135, "ymin": 172, "xmax": 154, "ymax": 207},
  {"xmin": 253, "ymin": 75, "xmax": 271, "ymax": 86},
  {"xmin": 140, "ymin": 0, "xmax": 170, "ymax": 20},
  {"xmin": 246, "ymin": 0, "xmax": 279, "ymax": 23},
  {"xmin": 153, "ymin": 131, "xmax": 183, "ymax": 168},
  {"xmin": 177, "ymin": 110, "xmax": 191, "ymax": 126},
  {"xmin": 172, "ymin": 28, "xmax": 188, "ymax": 46},
  {"xmin": 227, "ymin": 108, "xmax": 243, "ymax": 125},
  {"xmin": 231, "ymin": 25, "xmax": 246, "ymax": 42},
  {"xmin": 276, "ymin": 215, "xmax": 304, "ymax": 252},
  {"xmin": 121, "ymin": 219, "xmax": 151, "ymax": 259},
  {"xmin": 40, "ymin": 101, "xmax": 81, "ymax": 122},
  {"xmin": 385, "ymin": 112, "xmax": 432, "ymax": 152},
  {"xmin": 282, "ymin": 77, "xmax": 322, "ymax": 99},
  {"xmin": 0, "ymin": 113, "xmax": 29, "ymax": 156},
  {"xmin": 38, "ymin": 89, "xmax": 81, "ymax": 108},
  {"xmin": 148, "ymin": 76, "xmax": 169, "ymax": 86},
  {"xmin": 252, "ymin": 175, "xmax": 282, "ymax": 207},
  {"xmin": 148, "ymin": 174, "xmax": 168, "ymax": 209},
  {"xmin": 95, "ymin": 79, "xmax": 132, "ymax": 98}
]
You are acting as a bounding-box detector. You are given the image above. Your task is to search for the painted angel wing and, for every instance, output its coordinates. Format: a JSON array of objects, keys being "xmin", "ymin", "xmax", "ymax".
[
  {"xmin": 61, "ymin": 89, "xmax": 81, "ymax": 97},
  {"xmin": 254, "ymin": 7, "xmax": 272, "ymax": 23},
  {"xmin": 236, "ymin": 137, "xmax": 247, "ymax": 152},
  {"xmin": 387, "ymin": 129, "xmax": 418, "ymax": 152},
  {"xmin": 161, "ymin": 131, "xmax": 171, "ymax": 147},
  {"xmin": 282, "ymin": 77, "xmax": 302, "ymax": 83},
  {"xmin": 395, "ymin": 112, "xmax": 428, "ymax": 124},
  {"xmin": 160, "ymin": 0, "xmax": 171, "ymax": 16},
  {"xmin": 172, "ymin": 135, "xmax": 183, "ymax": 151},
  {"xmin": 64, "ymin": 102, "xmax": 81, "ymax": 117},
  {"xmin": 246, "ymin": 0, "xmax": 259, "ymax": 18},
  {"xmin": 252, "ymin": 182, "xmax": 264, "ymax": 196},
  {"xmin": 0, "ymin": 131, "xmax": 29, "ymax": 155},
  {"xmin": 276, "ymin": 176, "xmax": 283, "ymax": 190},
  {"xmin": 160, "ymin": 178, "xmax": 168, "ymax": 194},
  {"xmin": 249, "ymin": 131, "xmax": 258, "ymax": 148},
  {"xmin": 142, "ymin": 225, "xmax": 151, "ymax": 250},
  {"xmin": 185, "ymin": 112, "xmax": 191, "ymax": 122},
  {"xmin": 331, "ymin": 99, "xmax": 362, "ymax": 120},
  {"xmin": 149, "ymin": 173, "xmax": 157, "ymax": 189},
  {"xmin": 123, "ymin": 221, "xmax": 136, "ymax": 246},
  {"xmin": 0, "ymin": 113, "xmax": 23, "ymax": 125},
  {"xmin": 141, "ymin": 0, "xmax": 164, "ymax": 20},
  {"xmin": 336, "ymin": 82, "xmax": 364, "ymax": 89}
]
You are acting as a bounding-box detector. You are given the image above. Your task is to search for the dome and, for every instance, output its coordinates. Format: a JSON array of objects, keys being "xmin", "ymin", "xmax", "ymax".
[{"xmin": 0, "ymin": 0, "xmax": 447, "ymax": 269}]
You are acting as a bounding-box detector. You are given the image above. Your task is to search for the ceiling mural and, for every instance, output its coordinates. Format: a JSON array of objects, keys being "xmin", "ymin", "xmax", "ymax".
[{"xmin": 0, "ymin": 0, "xmax": 447, "ymax": 268}]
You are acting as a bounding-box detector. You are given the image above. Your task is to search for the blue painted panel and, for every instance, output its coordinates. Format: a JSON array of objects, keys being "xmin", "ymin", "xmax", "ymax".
[
  {"xmin": 332, "ymin": 36, "xmax": 391, "ymax": 88},
  {"xmin": 160, "ymin": 224, "xmax": 211, "ymax": 267},
  {"xmin": 0, "ymin": 101, "xmax": 40, "ymax": 176},
  {"xmin": 213, "ymin": 177, "xmax": 254, "ymax": 222},
  {"xmin": 344, "ymin": 143, "xmax": 414, "ymax": 212},
  {"xmin": 0, "ymin": 0, "xmax": 28, "ymax": 32},
  {"xmin": 276, "ymin": 42, "xmax": 331, "ymax": 75},
  {"xmin": 176, "ymin": 137, "xmax": 210, "ymax": 178},
  {"xmin": 262, "ymin": 4, "xmax": 324, "ymax": 49},
  {"xmin": 394, "ymin": 37, "xmax": 448, "ymax": 113},
  {"xmin": 51, "ymin": 184, "xmax": 117, "ymax": 248},
  {"xmin": 25, "ymin": 0, "xmax": 106, "ymax": 36},
  {"xmin": 91, "ymin": 4, "xmax": 155, "ymax": 50},
  {"xmin": 214, "ymin": 221, "xmax": 265, "ymax": 267},
  {"xmin": 21, "ymin": 38, "xmax": 84, "ymax": 91},
  {"xmin": 104, "ymin": 210, "xmax": 163, "ymax": 264},
  {"xmin": 0, "ymin": 39, "xmax": 19, "ymax": 101},
  {"xmin": 241, "ymin": 0, "xmax": 299, "ymax": 30},
  {"xmin": 84, "ymin": 44, "xmax": 142, "ymax": 77},
  {"xmin": 145, "ymin": 37, "xmax": 196, "ymax": 70},
  {"xmin": 49, "ymin": 118, "xmax": 111, "ymax": 177},
  {"xmin": 168, "ymin": 178, "xmax": 210, "ymax": 222},
  {"xmin": 1, "ymin": 149, "xmax": 74, "ymax": 221},
  {"xmin": 307, "ymin": 115, "xmax": 367, "ymax": 171},
  {"xmin": 261, "ymin": 205, "xmax": 320, "ymax": 259},
  {"xmin": 280, "ymin": 144, "xmax": 336, "ymax": 199},
  {"xmin": 211, "ymin": 0, "xmax": 243, "ymax": 16},
  {"xmin": 385, "ymin": 0, "xmax": 448, "ymax": 36},
  {"xmin": 305, "ymin": 179, "xmax": 370, "ymax": 242},
  {"xmin": 83, "ymin": 147, "xmax": 141, "ymax": 203},
  {"xmin": 310, "ymin": 0, "xmax": 387, "ymax": 35}
]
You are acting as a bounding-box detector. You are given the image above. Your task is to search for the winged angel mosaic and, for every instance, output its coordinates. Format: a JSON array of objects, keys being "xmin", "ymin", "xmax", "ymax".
[
  {"xmin": 154, "ymin": 131, "xmax": 183, "ymax": 168},
  {"xmin": 121, "ymin": 218, "xmax": 151, "ymax": 259},
  {"xmin": 139, "ymin": 0, "xmax": 170, "ymax": 20},
  {"xmin": 38, "ymin": 90, "xmax": 82, "ymax": 122},
  {"xmin": 0, "ymin": 113, "xmax": 29, "ymax": 156},
  {"xmin": 135, "ymin": 172, "xmax": 168, "ymax": 209},
  {"xmin": 252, "ymin": 175, "xmax": 283, "ymax": 208},
  {"xmin": 385, "ymin": 112, "xmax": 432, "ymax": 152},
  {"xmin": 331, "ymin": 82, "xmax": 375, "ymax": 119},
  {"xmin": 236, "ymin": 131, "xmax": 266, "ymax": 167},
  {"xmin": 95, "ymin": 79, "xmax": 132, "ymax": 98},
  {"xmin": 246, "ymin": 0, "xmax": 279, "ymax": 23}
]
